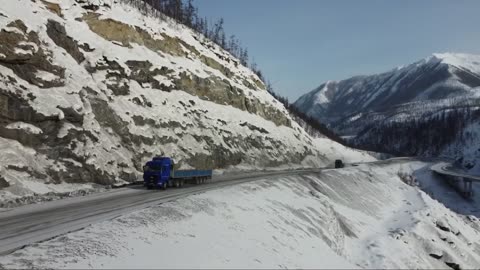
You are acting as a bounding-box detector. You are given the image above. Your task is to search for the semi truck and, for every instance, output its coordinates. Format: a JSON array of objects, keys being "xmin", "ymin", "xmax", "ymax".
[
  {"xmin": 335, "ymin": 159, "xmax": 344, "ymax": 168},
  {"xmin": 143, "ymin": 156, "xmax": 212, "ymax": 189}
]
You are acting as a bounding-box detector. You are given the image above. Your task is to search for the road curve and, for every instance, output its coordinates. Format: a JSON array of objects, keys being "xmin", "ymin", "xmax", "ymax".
[
  {"xmin": 431, "ymin": 162, "xmax": 480, "ymax": 182},
  {"xmin": 0, "ymin": 169, "xmax": 320, "ymax": 255}
]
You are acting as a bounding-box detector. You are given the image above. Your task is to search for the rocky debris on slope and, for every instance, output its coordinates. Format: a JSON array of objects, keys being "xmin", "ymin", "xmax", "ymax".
[
  {"xmin": 445, "ymin": 261, "xmax": 461, "ymax": 270},
  {"xmin": 239, "ymin": 122, "xmax": 269, "ymax": 134},
  {"xmin": 46, "ymin": 19, "xmax": 85, "ymax": 63},
  {"xmin": 436, "ymin": 219, "xmax": 452, "ymax": 232},
  {"xmin": 0, "ymin": 176, "xmax": 9, "ymax": 188},
  {"xmin": 41, "ymin": 0, "xmax": 64, "ymax": 17},
  {"xmin": 429, "ymin": 252, "xmax": 443, "ymax": 260}
]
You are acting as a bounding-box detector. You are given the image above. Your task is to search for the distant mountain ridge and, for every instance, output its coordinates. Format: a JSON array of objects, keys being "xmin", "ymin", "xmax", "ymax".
[
  {"xmin": 294, "ymin": 53, "xmax": 480, "ymax": 171},
  {"xmin": 295, "ymin": 53, "xmax": 480, "ymax": 136}
]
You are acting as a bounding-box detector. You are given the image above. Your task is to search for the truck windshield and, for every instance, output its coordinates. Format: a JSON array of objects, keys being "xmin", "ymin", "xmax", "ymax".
[{"xmin": 144, "ymin": 163, "xmax": 163, "ymax": 172}]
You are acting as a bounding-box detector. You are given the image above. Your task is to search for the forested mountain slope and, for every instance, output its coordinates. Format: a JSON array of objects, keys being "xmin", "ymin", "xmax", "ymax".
[{"xmin": 295, "ymin": 53, "xmax": 480, "ymax": 171}]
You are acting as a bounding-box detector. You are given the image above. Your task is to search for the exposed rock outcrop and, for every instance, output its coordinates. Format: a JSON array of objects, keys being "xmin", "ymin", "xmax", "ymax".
[
  {"xmin": 0, "ymin": 20, "xmax": 65, "ymax": 88},
  {"xmin": 46, "ymin": 19, "xmax": 85, "ymax": 63},
  {"xmin": 0, "ymin": 0, "xmax": 331, "ymax": 201}
]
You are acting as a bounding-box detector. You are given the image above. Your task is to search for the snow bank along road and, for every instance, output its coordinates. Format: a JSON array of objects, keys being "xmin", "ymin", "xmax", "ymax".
[
  {"xmin": 0, "ymin": 168, "xmax": 324, "ymax": 255},
  {"xmin": 4, "ymin": 158, "xmax": 479, "ymax": 269}
]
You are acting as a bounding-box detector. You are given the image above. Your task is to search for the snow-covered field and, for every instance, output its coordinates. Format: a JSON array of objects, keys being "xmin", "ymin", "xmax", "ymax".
[{"xmin": 1, "ymin": 161, "xmax": 479, "ymax": 269}]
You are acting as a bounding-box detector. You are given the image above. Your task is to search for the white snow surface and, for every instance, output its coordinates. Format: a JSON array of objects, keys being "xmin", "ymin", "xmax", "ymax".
[
  {"xmin": 313, "ymin": 137, "xmax": 376, "ymax": 164},
  {"xmin": 434, "ymin": 52, "xmax": 480, "ymax": 75},
  {"xmin": 1, "ymin": 161, "xmax": 479, "ymax": 269},
  {"xmin": 34, "ymin": 70, "xmax": 60, "ymax": 82},
  {"xmin": 5, "ymin": 122, "xmax": 43, "ymax": 134},
  {"xmin": 314, "ymin": 81, "xmax": 332, "ymax": 105}
]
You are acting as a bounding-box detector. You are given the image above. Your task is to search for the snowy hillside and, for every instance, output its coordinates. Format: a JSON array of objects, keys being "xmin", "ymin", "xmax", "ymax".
[
  {"xmin": 295, "ymin": 53, "xmax": 480, "ymax": 136},
  {"xmin": 441, "ymin": 121, "xmax": 480, "ymax": 174},
  {"xmin": 0, "ymin": 0, "xmax": 374, "ymax": 203},
  {"xmin": 1, "ymin": 161, "xmax": 479, "ymax": 269}
]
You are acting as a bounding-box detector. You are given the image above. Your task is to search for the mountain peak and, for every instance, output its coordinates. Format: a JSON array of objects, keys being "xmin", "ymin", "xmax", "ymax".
[
  {"xmin": 431, "ymin": 52, "xmax": 480, "ymax": 74},
  {"xmin": 294, "ymin": 52, "xmax": 480, "ymax": 135}
]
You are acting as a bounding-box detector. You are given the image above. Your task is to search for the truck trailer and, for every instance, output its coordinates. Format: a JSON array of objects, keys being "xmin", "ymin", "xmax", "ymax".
[{"xmin": 143, "ymin": 157, "xmax": 212, "ymax": 189}]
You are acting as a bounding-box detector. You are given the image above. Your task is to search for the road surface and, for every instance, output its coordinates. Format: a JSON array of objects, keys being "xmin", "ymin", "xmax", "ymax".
[{"xmin": 0, "ymin": 168, "xmax": 320, "ymax": 255}]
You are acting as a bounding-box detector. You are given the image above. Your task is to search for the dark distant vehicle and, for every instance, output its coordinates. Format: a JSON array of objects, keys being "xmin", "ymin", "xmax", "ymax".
[
  {"xmin": 143, "ymin": 157, "xmax": 212, "ymax": 189},
  {"xmin": 335, "ymin": 159, "xmax": 344, "ymax": 168}
]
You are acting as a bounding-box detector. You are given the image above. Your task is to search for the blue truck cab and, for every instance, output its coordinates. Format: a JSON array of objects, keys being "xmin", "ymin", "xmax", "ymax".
[
  {"xmin": 143, "ymin": 156, "xmax": 213, "ymax": 189},
  {"xmin": 143, "ymin": 157, "xmax": 172, "ymax": 189}
]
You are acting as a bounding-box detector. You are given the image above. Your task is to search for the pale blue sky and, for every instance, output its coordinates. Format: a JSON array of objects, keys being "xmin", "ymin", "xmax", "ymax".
[{"xmin": 195, "ymin": 0, "xmax": 480, "ymax": 100}]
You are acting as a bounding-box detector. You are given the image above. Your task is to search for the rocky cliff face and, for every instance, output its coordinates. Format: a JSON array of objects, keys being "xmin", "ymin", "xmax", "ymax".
[{"xmin": 0, "ymin": 0, "xmax": 353, "ymax": 200}]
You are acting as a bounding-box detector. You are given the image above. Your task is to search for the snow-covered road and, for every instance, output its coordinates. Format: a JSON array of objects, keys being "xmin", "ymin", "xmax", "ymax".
[
  {"xmin": 0, "ymin": 169, "xmax": 322, "ymax": 255},
  {"xmin": 0, "ymin": 158, "xmax": 426, "ymax": 256},
  {"xmin": 1, "ymin": 160, "xmax": 479, "ymax": 269}
]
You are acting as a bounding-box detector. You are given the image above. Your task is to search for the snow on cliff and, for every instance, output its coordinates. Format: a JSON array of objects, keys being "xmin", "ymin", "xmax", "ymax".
[
  {"xmin": 0, "ymin": 0, "xmax": 373, "ymax": 203},
  {"xmin": 434, "ymin": 52, "xmax": 480, "ymax": 75}
]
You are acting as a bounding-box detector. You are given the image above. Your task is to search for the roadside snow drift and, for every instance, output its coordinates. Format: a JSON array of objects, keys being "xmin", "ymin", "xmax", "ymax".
[{"xmin": 1, "ymin": 162, "xmax": 479, "ymax": 269}]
